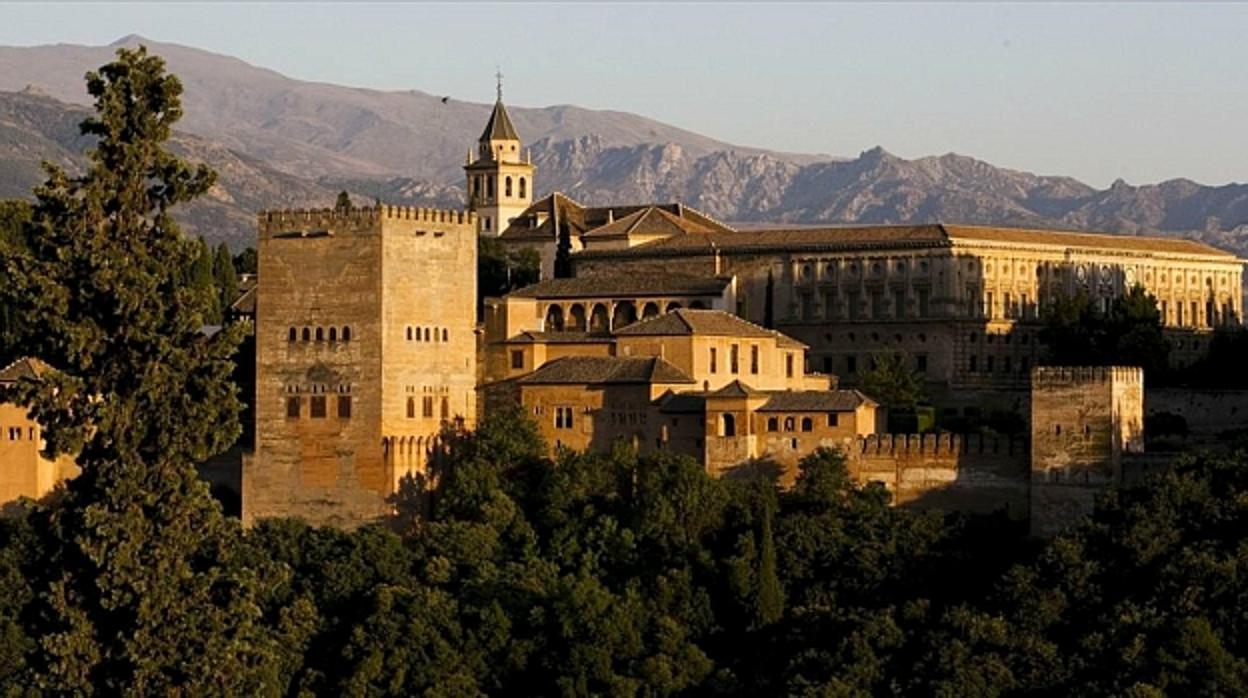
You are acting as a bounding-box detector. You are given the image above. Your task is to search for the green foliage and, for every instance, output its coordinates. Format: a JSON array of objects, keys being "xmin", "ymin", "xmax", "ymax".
[
  {"xmin": 859, "ymin": 352, "xmax": 926, "ymax": 409},
  {"xmin": 334, "ymin": 190, "xmax": 352, "ymax": 212},
  {"xmin": 0, "ymin": 200, "xmax": 33, "ymax": 364},
  {"xmin": 1041, "ymin": 285, "xmax": 1170, "ymax": 380},
  {"xmin": 233, "ymin": 246, "xmax": 258, "ymax": 275},
  {"xmin": 478, "ymin": 237, "xmax": 541, "ymax": 305},
  {"xmin": 213, "ymin": 242, "xmax": 239, "ymax": 319},
  {"xmin": 0, "ymin": 46, "xmax": 275, "ymax": 694}
]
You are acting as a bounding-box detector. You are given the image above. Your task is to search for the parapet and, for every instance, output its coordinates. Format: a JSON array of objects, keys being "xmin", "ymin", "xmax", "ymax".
[
  {"xmin": 1031, "ymin": 365, "xmax": 1143, "ymax": 389},
  {"xmin": 854, "ymin": 433, "xmax": 1027, "ymax": 457},
  {"xmin": 258, "ymin": 206, "xmax": 476, "ymax": 237}
]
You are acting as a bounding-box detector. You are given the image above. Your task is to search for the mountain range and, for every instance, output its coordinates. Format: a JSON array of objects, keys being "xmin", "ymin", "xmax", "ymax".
[{"xmin": 1, "ymin": 35, "xmax": 1246, "ymax": 254}]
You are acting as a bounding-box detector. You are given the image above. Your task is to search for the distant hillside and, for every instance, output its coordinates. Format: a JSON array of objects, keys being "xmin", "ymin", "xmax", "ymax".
[{"xmin": 1, "ymin": 36, "xmax": 1246, "ymax": 254}]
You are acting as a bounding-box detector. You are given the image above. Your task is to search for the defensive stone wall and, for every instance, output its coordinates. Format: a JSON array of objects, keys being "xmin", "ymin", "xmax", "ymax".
[
  {"xmin": 1148, "ymin": 388, "xmax": 1248, "ymax": 442},
  {"xmin": 847, "ymin": 433, "xmax": 1030, "ymax": 518},
  {"xmin": 258, "ymin": 205, "xmax": 476, "ymax": 237}
]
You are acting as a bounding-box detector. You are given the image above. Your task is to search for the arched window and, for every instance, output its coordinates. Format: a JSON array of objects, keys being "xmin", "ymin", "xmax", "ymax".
[
  {"xmin": 288, "ymin": 327, "xmax": 297, "ymax": 342},
  {"xmin": 407, "ymin": 327, "xmax": 413, "ymax": 341},
  {"xmin": 315, "ymin": 327, "xmax": 324, "ymax": 341},
  {"xmin": 342, "ymin": 326, "xmax": 351, "ymax": 342},
  {"xmin": 432, "ymin": 328, "xmax": 439, "ymax": 342},
  {"xmin": 484, "ymin": 217, "xmax": 491, "ymax": 232},
  {"xmin": 441, "ymin": 396, "xmax": 450, "ymax": 420},
  {"xmin": 442, "ymin": 328, "xmax": 449, "ymax": 342},
  {"xmin": 472, "ymin": 176, "xmax": 481, "ymax": 196},
  {"xmin": 784, "ymin": 417, "xmax": 795, "ymax": 432},
  {"xmin": 767, "ymin": 417, "xmax": 778, "ymax": 432},
  {"xmin": 424, "ymin": 328, "xmax": 431, "ymax": 342},
  {"xmin": 519, "ymin": 177, "xmax": 526, "ymax": 198},
  {"xmin": 302, "ymin": 328, "xmax": 311, "ymax": 342},
  {"xmin": 329, "ymin": 327, "xmax": 337, "ymax": 342},
  {"xmin": 801, "ymin": 417, "xmax": 813, "ymax": 432},
  {"xmin": 720, "ymin": 413, "xmax": 736, "ymax": 437},
  {"xmin": 505, "ymin": 176, "xmax": 513, "ymax": 198},
  {"xmin": 407, "ymin": 397, "xmax": 416, "ymax": 419}
]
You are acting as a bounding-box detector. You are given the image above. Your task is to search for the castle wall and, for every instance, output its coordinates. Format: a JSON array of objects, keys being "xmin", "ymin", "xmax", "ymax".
[{"xmin": 1148, "ymin": 388, "xmax": 1248, "ymax": 442}]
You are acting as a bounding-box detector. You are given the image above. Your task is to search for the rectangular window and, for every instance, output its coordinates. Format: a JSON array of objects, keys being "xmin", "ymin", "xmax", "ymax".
[
  {"xmin": 824, "ymin": 291, "xmax": 837, "ymax": 319},
  {"xmin": 969, "ymin": 356, "xmax": 978, "ymax": 373},
  {"xmin": 894, "ymin": 290, "xmax": 906, "ymax": 318},
  {"xmin": 916, "ymin": 354, "xmax": 928, "ymax": 373},
  {"xmin": 423, "ymin": 396, "xmax": 435, "ymax": 418},
  {"xmin": 441, "ymin": 397, "xmax": 450, "ymax": 420},
  {"xmin": 822, "ymin": 356, "xmax": 833, "ymax": 374},
  {"xmin": 310, "ymin": 396, "xmax": 327, "ymax": 419},
  {"xmin": 1004, "ymin": 293, "xmax": 1013, "ymax": 318},
  {"xmin": 801, "ymin": 293, "xmax": 814, "ymax": 321},
  {"xmin": 730, "ymin": 344, "xmax": 739, "ymax": 374},
  {"xmin": 710, "ymin": 348, "xmax": 717, "ymax": 373},
  {"xmin": 827, "ymin": 413, "xmax": 839, "ymax": 427},
  {"xmin": 917, "ymin": 288, "xmax": 930, "ymax": 318},
  {"xmin": 1176, "ymin": 302, "xmax": 1183, "ymax": 326},
  {"xmin": 1191, "ymin": 302, "xmax": 1199, "ymax": 327},
  {"xmin": 786, "ymin": 353, "xmax": 794, "ymax": 378},
  {"xmin": 750, "ymin": 345, "xmax": 759, "ymax": 374},
  {"xmin": 511, "ymin": 350, "xmax": 524, "ymax": 369},
  {"xmin": 337, "ymin": 396, "xmax": 352, "ymax": 419},
  {"xmin": 871, "ymin": 291, "xmax": 884, "ymax": 319},
  {"xmin": 554, "ymin": 406, "xmax": 574, "ymax": 430},
  {"xmin": 846, "ymin": 356, "xmax": 857, "ymax": 374},
  {"xmin": 985, "ymin": 292, "xmax": 994, "ymax": 319},
  {"xmin": 1004, "ymin": 357, "xmax": 1012, "ymax": 374},
  {"xmin": 986, "ymin": 356, "xmax": 995, "ymax": 373},
  {"xmin": 286, "ymin": 396, "xmax": 301, "ymax": 419},
  {"xmin": 848, "ymin": 291, "xmax": 861, "ymax": 320}
]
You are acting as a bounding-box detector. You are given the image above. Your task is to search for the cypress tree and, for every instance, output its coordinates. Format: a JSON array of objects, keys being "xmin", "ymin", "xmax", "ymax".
[
  {"xmin": 191, "ymin": 236, "xmax": 222, "ymax": 324},
  {"xmin": 0, "ymin": 46, "xmax": 279, "ymax": 693},
  {"xmin": 213, "ymin": 242, "xmax": 239, "ymax": 320}
]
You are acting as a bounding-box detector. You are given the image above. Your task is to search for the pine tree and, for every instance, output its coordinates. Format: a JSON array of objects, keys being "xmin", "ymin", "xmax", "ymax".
[
  {"xmin": 0, "ymin": 46, "xmax": 280, "ymax": 693},
  {"xmin": 191, "ymin": 236, "xmax": 222, "ymax": 324}
]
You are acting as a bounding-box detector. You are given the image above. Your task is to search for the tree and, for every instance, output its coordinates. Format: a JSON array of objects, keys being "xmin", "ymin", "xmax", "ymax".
[
  {"xmin": 213, "ymin": 242, "xmax": 239, "ymax": 320},
  {"xmin": 190, "ymin": 236, "xmax": 222, "ymax": 324},
  {"xmin": 1040, "ymin": 285, "xmax": 1170, "ymax": 381},
  {"xmin": 858, "ymin": 352, "xmax": 925, "ymax": 409},
  {"xmin": 0, "ymin": 46, "xmax": 278, "ymax": 693},
  {"xmin": 233, "ymin": 247, "xmax": 258, "ymax": 275},
  {"xmin": 0, "ymin": 200, "xmax": 33, "ymax": 364},
  {"xmin": 334, "ymin": 190, "xmax": 353, "ymax": 212}
]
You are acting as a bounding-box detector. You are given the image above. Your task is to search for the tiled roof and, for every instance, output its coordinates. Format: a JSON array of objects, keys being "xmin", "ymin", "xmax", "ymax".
[
  {"xmin": 480, "ymin": 99, "xmax": 519, "ymax": 142},
  {"xmin": 941, "ymin": 224, "xmax": 1236, "ymax": 258},
  {"xmin": 655, "ymin": 391, "xmax": 705, "ymax": 414},
  {"xmin": 507, "ymin": 331, "xmax": 614, "ymax": 344},
  {"xmin": 499, "ymin": 195, "xmax": 734, "ymax": 242},
  {"xmin": 706, "ymin": 379, "xmax": 764, "ymax": 398},
  {"xmin": 516, "ymin": 356, "xmax": 695, "ymax": 385},
  {"xmin": 230, "ymin": 286, "xmax": 256, "ymax": 314},
  {"xmin": 508, "ymin": 273, "xmax": 732, "ymax": 299},
  {"xmin": 0, "ymin": 357, "xmax": 50, "ymax": 384},
  {"xmin": 614, "ymin": 309, "xmax": 808, "ymax": 348},
  {"xmin": 757, "ymin": 389, "xmax": 875, "ymax": 413},
  {"xmin": 582, "ymin": 206, "xmax": 718, "ymax": 239},
  {"xmin": 575, "ymin": 223, "xmax": 1237, "ymax": 260}
]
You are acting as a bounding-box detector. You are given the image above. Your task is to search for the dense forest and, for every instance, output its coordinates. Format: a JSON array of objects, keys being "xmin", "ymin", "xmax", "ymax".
[{"xmin": 0, "ymin": 46, "xmax": 1246, "ymax": 696}]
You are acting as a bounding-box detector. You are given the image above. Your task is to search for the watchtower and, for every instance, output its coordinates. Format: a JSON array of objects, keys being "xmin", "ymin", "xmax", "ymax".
[
  {"xmin": 464, "ymin": 75, "xmax": 534, "ymax": 237},
  {"xmin": 1029, "ymin": 366, "xmax": 1144, "ymax": 536},
  {"xmin": 244, "ymin": 204, "xmax": 478, "ymax": 528}
]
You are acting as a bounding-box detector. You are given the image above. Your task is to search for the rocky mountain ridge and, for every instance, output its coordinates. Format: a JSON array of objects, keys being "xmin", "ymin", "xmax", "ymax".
[{"xmin": 0, "ymin": 37, "xmax": 1245, "ymax": 253}]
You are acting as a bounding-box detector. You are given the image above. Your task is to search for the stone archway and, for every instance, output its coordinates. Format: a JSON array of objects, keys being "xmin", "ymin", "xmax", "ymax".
[
  {"xmin": 642, "ymin": 302, "xmax": 660, "ymax": 319},
  {"xmin": 568, "ymin": 304, "xmax": 587, "ymax": 331},
  {"xmin": 545, "ymin": 304, "xmax": 565, "ymax": 331},
  {"xmin": 666, "ymin": 301, "xmax": 682, "ymax": 312},
  {"xmin": 589, "ymin": 303, "xmax": 610, "ymax": 334},
  {"xmin": 612, "ymin": 301, "xmax": 637, "ymax": 329}
]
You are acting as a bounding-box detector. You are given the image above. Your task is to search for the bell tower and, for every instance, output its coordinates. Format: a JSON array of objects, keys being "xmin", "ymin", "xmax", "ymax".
[{"xmin": 464, "ymin": 71, "xmax": 535, "ymax": 237}]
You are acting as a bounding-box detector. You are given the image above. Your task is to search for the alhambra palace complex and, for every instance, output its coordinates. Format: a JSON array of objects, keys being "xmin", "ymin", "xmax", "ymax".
[{"xmin": 4, "ymin": 94, "xmax": 1244, "ymax": 535}]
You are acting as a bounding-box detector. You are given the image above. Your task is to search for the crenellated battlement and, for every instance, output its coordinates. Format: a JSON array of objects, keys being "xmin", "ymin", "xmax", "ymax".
[
  {"xmin": 853, "ymin": 432, "xmax": 1028, "ymax": 457},
  {"xmin": 1031, "ymin": 365, "xmax": 1143, "ymax": 388},
  {"xmin": 258, "ymin": 206, "xmax": 476, "ymax": 236}
]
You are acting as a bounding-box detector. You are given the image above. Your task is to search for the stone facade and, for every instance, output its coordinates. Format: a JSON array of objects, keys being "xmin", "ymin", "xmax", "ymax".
[
  {"xmin": 1029, "ymin": 366, "xmax": 1144, "ymax": 536},
  {"xmin": 465, "ymin": 97, "xmax": 534, "ymax": 237},
  {"xmin": 573, "ymin": 225, "xmax": 1243, "ymax": 400},
  {"xmin": 0, "ymin": 358, "xmax": 79, "ymax": 508},
  {"xmin": 245, "ymin": 205, "xmax": 478, "ymax": 528}
]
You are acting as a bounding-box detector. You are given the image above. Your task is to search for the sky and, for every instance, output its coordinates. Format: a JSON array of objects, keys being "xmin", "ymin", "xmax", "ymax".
[{"xmin": 1, "ymin": 2, "xmax": 1245, "ymax": 188}]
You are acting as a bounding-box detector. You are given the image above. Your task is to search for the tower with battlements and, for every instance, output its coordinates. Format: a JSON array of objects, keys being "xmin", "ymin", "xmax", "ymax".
[
  {"xmin": 464, "ymin": 77, "xmax": 534, "ymax": 237},
  {"xmin": 243, "ymin": 204, "xmax": 478, "ymax": 527},
  {"xmin": 1029, "ymin": 366, "xmax": 1144, "ymax": 536}
]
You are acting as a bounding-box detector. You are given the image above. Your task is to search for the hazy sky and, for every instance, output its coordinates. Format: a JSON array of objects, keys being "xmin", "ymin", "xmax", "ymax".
[{"xmin": 2, "ymin": 2, "xmax": 1245, "ymax": 188}]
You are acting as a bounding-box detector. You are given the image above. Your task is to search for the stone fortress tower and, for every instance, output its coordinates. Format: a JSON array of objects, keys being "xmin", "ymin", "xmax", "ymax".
[
  {"xmin": 464, "ymin": 74, "xmax": 534, "ymax": 237},
  {"xmin": 1029, "ymin": 366, "xmax": 1144, "ymax": 536},
  {"xmin": 244, "ymin": 205, "xmax": 478, "ymax": 528}
]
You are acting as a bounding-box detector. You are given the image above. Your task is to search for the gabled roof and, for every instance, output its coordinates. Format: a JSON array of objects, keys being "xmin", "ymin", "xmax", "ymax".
[
  {"xmin": 507, "ymin": 273, "xmax": 732, "ymax": 300},
  {"xmin": 757, "ymin": 389, "xmax": 876, "ymax": 412},
  {"xmin": 506, "ymin": 331, "xmax": 614, "ymax": 345},
  {"xmin": 516, "ymin": 356, "xmax": 695, "ymax": 385},
  {"xmin": 498, "ymin": 194, "xmax": 734, "ymax": 242},
  {"xmin": 941, "ymin": 224, "xmax": 1236, "ymax": 258},
  {"xmin": 705, "ymin": 379, "xmax": 764, "ymax": 398},
  {"xmin": 582, "ymin": 206, "xmax": 718, "ymax": 239},
  {"xmin": 480, "ymin": 99, "xmax": 519, "ymax": 142},
  {"xmin": 614, "ymin": 309, "xmax": 807, "ymax": 348},
  {"xmin": 0, "ymin": 357, "xmax": 50, "ymax": 384}
]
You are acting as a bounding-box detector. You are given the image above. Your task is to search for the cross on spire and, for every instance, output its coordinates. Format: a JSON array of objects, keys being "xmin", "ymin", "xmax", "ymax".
[{"xmin": 495, "ymin": 67, "xmax": 503, "ymax": 102}]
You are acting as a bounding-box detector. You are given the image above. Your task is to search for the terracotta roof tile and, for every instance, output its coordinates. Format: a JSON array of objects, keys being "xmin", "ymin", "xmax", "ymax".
[
  {"xmin": 479, "ymin": 99, "xmax": 520, "ymax": 142},
  {"xmin": 508, "ymin": 274, "xmax": 732, "ymax": 299},
  {"xmin": 757, "ymin": 389, "xmax": 875, "ymax": 412},
  {"xmin": 941, "ymin": 224, "xmax": 1236, "ymax": 258},
  {"xmin": 516, "ymin": 356, "xmax": 695, "ymax": 385},
  {"xmin": 0, "ymin": 357, "xmax": 50, "ymax": 384},
  {"xmin": 615, "ymin": 309, "xmax": 807, "ymax": 348},
  {"xmin": 583, "ymin": 206, "xmax": 717, "ymax": 239}
]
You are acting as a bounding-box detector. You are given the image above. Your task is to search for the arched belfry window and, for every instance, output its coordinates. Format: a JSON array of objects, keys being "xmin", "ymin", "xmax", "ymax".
[
  {"xmin": 505, "ymin": 176, "xmax": 513, "ymax": 198},
  {"xmin": 519, "ymin": 177, "xmax": 526, "ymax": 198}
]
